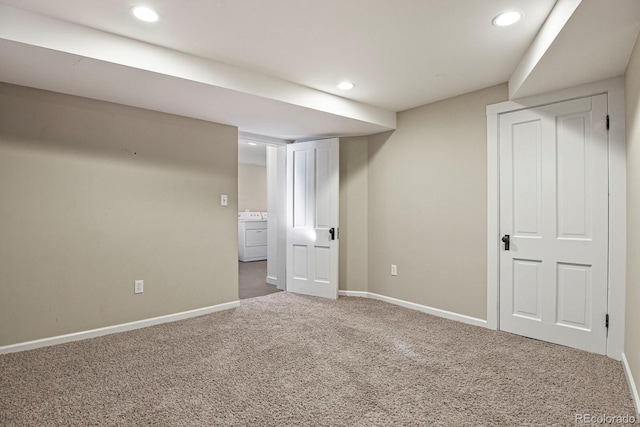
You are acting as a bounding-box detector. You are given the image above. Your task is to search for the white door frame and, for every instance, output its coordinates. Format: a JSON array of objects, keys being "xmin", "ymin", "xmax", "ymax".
[
  {"xmin": 486, "ymin": 77, "xmax": 626, "ymax": 360},
  {"xmin": 266, "ymin": 145, "xmax": 287, "ymax": 290}
]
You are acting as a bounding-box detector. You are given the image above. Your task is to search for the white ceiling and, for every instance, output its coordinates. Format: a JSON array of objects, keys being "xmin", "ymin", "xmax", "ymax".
[
  {"xmin": 0, "ymin": 0, "xmax": 556, "ymax": 111},
  {"xmin": 510, "ymin": 0, "xmax": 640, "ymax": 99},
  {"xmin": 0, "ymin": 0, "xmax": 638, "ymax": 140}
]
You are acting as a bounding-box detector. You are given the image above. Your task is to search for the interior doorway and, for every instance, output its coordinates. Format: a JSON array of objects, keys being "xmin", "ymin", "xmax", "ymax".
[
  {"xmin": 498, "ymin": 95, "xmax": 608, "ymax": 354},
  {"xmin": 486, "ymin": 78, "xmax": 627, "ymax": 359},
  {"xmin": 236, "ymin": 134, "xmax": 341, "ymax": 301},
  {"xmin": 237, "ymin": 133, "xmax": 287, "ymax": 299}
]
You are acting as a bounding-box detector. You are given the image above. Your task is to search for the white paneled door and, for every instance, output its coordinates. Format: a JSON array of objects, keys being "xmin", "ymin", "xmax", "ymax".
[
  {"xmin": 499, "ymin": 95, "xmax": 609, "ymax": 354},
  {"xmin": 286, "ymin": 138, "xmax": 339, "ymax": 299}
]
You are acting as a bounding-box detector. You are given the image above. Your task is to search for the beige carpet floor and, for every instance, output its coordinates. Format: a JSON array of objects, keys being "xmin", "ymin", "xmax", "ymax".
[{"xmin": 0, "ymin": 292, "xmax": 635, "ymax": 426}]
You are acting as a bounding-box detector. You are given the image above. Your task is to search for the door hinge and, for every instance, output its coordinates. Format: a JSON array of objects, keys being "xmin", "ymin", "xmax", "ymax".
[
  {"xmin": 606, "ymin": 314, "xmax": 609, "ymax": 329},
  {"xmin": 606, "ymin": 115, "xmax": 610, "ymax": 131}
]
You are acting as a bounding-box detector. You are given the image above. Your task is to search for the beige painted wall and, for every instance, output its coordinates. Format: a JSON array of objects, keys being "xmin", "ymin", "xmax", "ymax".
[
  {"xmin": 238, "ymin": 164, "xmax": 267, "ymax": 212},
  {"xmin": 339, "ymin": 137, "xmax": 368, "ymax": 292},
  {"xmin": 0, "ymin": 83, "xmax": 239, "ymax": 346},
  {"xmin": 625, "ymin": 32, "xmax": 640, "ymax": 403},
  {"xmin": 367, "ymin": 84, "xmax": 508, "ymax": 320}
]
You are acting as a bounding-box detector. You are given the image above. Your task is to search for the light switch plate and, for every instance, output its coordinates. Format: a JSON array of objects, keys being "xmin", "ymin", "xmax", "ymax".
[
  {"xmin": 134, "ymin": 280, "xmax": 144, "ymax": 294},
  {"xmin": 221, "ymin": 194, "xmax": 228, "ymax": 206}
]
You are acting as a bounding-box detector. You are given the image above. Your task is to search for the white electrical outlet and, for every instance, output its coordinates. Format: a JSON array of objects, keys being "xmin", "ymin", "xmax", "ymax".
[
  {"xmin": 221, "ymin": 194, "xmax": 228, "ymax": 206},
  {"xmin": 391, "ymin": 264, "xmax": 397, "ymax": 276},
  {"xmin": 134, "ymin": 280, "xmax": 144, "ymax": 294}
]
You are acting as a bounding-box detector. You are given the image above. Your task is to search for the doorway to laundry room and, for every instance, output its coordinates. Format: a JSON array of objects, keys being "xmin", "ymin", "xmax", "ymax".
[
  {"xmin": 237, "ymin": 134, "xmax": 340, "ymax": 301},
  {"xmin": 237, "ymin": 134, "xmax": 287, "ymax": 300}
]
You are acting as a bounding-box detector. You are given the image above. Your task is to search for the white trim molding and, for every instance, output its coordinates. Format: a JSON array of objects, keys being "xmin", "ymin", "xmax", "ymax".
[
  {"xmin": 622, "ymin": 353, "xmax": 640, "ymax": 416},
  {"xmin": 239, "ymin": 131, "xmax": 291, "ymax": 146},
  {"xmin": 338, "ymin": 290, "xmax": 487, "ymax": 328},
  {"xmin": 338, "ymin": 290, "xmax": 369, "ymax": 298},
  {"xmin": 486, "ymin": 77, "xmax": 626, "ymax": 360},
  {"xmin": 0, "ymin": 301, "xmax": 240, "ymax": 355}
]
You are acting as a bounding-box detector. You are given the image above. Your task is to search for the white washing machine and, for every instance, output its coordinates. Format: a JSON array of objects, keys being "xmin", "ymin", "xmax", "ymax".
[{"xmin": 238, "ymin": 212, "xmax": 268, "ymax": 262}]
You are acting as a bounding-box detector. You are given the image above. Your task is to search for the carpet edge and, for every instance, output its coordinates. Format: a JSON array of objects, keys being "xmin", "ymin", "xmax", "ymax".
[
  {"xmin": 0, "ymin": 300, "xmax": 240, "ymax": 354},
  {"xmin": 338, "ymin": 290, "xmax": 488, "ymax": 328},
  {"xmin": 622, "ymin": 352, "xmax": 640, "ymax": 416}
]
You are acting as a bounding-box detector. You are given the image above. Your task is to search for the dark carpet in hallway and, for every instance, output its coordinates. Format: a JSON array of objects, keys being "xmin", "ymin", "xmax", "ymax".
[{"xmin": 238, "ymin": 260, "xmax": 281, "ymax": 299}]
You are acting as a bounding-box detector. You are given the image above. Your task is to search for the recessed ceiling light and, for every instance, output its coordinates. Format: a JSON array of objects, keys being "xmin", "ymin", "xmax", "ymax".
[
  {"xmin": 492, "ymin": 11, "xmax": 522, "ymax": 27},
  {"xmin": 337, "ymin": 81, "xmax": 355, "ymax": 90},
  {"xmin": 248, "ymin": 142, "xmax": 257, "ymax": 146},
  {"xmin": 132, "ymin": 6, "xmax": 159, "ymax": 23}
]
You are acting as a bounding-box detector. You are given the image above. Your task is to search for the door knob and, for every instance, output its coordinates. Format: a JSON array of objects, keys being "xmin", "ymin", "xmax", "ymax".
[
  {"xmin": 501, "ymin": 234, "xmax": 510, "ymax": 251},
  {"xmin": 329, "ymin": 227, "xmax": 336, "ymax": 241}
]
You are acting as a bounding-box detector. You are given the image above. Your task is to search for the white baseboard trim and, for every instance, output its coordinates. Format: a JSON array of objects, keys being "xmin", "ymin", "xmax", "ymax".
[
  {"xmin": 338, "ymin": 290, "xmax": 369, "ymax": 298},
  {"xmin": 0, "ymin": 300, "xmax": 240, "ymax": 355},
  {"xmin": 338, "ymin": 290, "xmax": 487, "ymax": 328},
  {"xmin": 622, "ymin": 353, "xmax": 640, "ymax": 416},
  {"xmin": 266, "ymin": 276, "xmax": 278, "ymax": 286}
]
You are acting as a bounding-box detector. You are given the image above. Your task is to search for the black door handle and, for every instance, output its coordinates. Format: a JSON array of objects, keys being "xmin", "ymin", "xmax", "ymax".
[
  {"xmin": 501, "ymin": 234, "xmax": 510, "ymax": 251},
  {"xmin": 329, "ymin": 227, "xmax": 336, "ymax": 241}
]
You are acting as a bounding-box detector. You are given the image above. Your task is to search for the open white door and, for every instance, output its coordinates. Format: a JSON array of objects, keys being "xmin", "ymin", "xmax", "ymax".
[
  {"xmin": 286, "ymin": 138, "xmax": 339, "ymax": 299},
  {"xmin": 499, "ymin": 95, "xmax": 609, "ymax": 354}
]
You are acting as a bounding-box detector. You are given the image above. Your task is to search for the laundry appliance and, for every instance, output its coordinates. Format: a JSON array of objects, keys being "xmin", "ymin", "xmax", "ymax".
[{"xmin": 238, "ymin": 211, "xmax": 268, "ymax": 262}]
